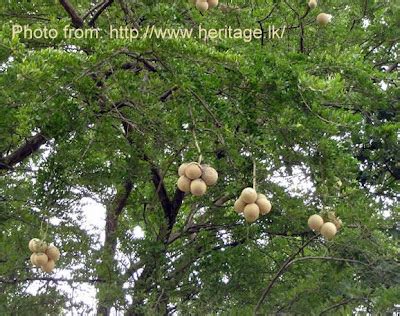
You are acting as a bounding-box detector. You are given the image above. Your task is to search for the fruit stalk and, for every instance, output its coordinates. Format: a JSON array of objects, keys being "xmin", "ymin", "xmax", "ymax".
[
  {"xmin": 252, "ymin": 159, "xmax": 257, "ymax": 191},
  {"xmin": 189, "ymin": 104, "xmax": 203, "ymax": 164}
]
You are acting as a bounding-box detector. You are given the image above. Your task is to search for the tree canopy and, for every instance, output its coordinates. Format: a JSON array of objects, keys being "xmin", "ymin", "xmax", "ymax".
[{"xmin": 0, "ymin": 0, "xmax": 399, "ymax": 315}]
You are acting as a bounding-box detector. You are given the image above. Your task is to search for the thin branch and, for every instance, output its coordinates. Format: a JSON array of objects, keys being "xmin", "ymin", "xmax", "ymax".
[
  {"xmin": 0, "ymin": 277, "xmax": 104, "ymax": 284},
  {"xmin": 254, "ymin": 234, "xmax": 319, "ymax": 314},
  {"xmin": 82, "ymin": 1, "xmax": 105, "ymax": 20},
  {"xmin": 88, "ymin": 0, "xmax": 114, "ymax": 27},
  {"xmin": 190, "ymin": 90, "xmax": 222, "ymax": 128}
]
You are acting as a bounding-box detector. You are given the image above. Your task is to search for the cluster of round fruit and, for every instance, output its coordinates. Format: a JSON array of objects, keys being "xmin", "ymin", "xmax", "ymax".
[
  {"xmin": 28, "ymin": 238, "xmax": 60, "ymax": 273},
  {"xmin": 190, "ymin": 0, "xmax": 219, "ymax": 13},
  {"xmin": 234, "ymin": 187, "xmax": 272, "ymax": 223},
  {"xmin": 308, "ymin": 0, "xmax": 332, "ymax": 26},
  {"xmin": 308, "ymin": 213, "xmax": 342, "ymax": 240},
  {"xmin": 177, "ymin": 162, "xmax": 218, "ymax": 196}
]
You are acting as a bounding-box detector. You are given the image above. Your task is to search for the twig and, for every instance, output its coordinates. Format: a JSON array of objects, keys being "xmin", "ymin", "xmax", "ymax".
[
  {"xmin": 190, "ymin": 90, "xmax": 222, "ymax": 128},
  {"xmin": 254, "ymin": 234, "xmax": 319, "ymax": 314}
]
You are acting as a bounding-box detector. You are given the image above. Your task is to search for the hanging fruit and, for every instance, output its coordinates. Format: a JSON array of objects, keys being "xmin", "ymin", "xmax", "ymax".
[
  {"xmin": 234, "ymin": 187, "xmax": 272, "ymax": 223},
  {"xmin": 233, "ymin": 161, "xmax": 273, "ymax": 223},
  {"xmin": 308, "ymin": 0, "xmax": 317, "ymax": 9},
  {"xmin": 316, "ymin": 13, "xmax": 332, "ymax": 26},
  {"xmin": 28, "ymin": 238, "xmax": 60, "ymax": 273},
  {"xmin": 191, "ymin": 0, "xmax": 220, "ymax": 12},
  {"xmin": 177, "ymin": 162, "xmax": 218, "ymax": 196},
  {"xmin": 307, "ymin": 211, "xmax": 342, "ymax": 240}
]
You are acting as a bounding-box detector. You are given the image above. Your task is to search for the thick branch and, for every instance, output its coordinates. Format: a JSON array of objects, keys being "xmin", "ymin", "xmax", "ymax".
[
  {"xmin": 0, "ymin": 277, "xmax": 104, "ymax": 284},
  {"xmin": 104, "ymin": 179, "xmax": 133, "ymax": 253},
  {"xmin": 2, "ymin": 133, "xmax": 47, "ymax": 168},
  {"xmin": 59, "ymin": 0, "xmax": 84, "ymax": 28}
]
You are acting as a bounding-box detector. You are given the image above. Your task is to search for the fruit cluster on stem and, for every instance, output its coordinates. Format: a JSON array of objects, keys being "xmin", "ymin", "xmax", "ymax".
[
  {"xmin": 177, "ymin": 162, "xmax": 218, "ymax": 196},
  {"xmin": 29, "ymin": 238, "xmax": 60, "ymax": 273},
  {"xmin": 234, "ymin": 187, "xmax": 272, "ymax": 223},
  {"xmin": 307, "ymin": 0, "xmax": 333, "ymax": 26},
  {"xmin": 307, "ymin": 212, "xmax": 342, "ymax": 240},
  {"xmin": 190, "ymin": 0, "xmax": 219, "ymax": 13}
]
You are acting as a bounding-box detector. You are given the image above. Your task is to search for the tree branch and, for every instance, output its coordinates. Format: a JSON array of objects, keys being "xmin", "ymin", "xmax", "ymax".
[
  {"xmin": 2, "ymin": 133, "xmax": 47, "ymax": 168},
  {"xmin": 88, "ymin": 0, "xmax": 115, "ymax": 27},
  {"xmin": 59, "ymin": 0, "xmax": 84, "ymax": 28},
  {"xmin": 254, "ymin": 234, "xmax": 319, "ymax": 314},
  {"xmin": 0, "ymin": 277, "xmax": 104, "ymax": 284}
]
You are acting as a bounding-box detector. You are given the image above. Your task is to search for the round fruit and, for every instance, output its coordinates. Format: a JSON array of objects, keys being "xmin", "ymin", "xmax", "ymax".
[
  {"xmin": 308, "ymin": 0, "xmax": 317, "ymax": 9},
  {"xmin": 256, "ymin": 198, "xmax": 272, "ymax": 215},
  {"xmin": 28, "ymin": 238, "xmax": 41, "ymax": 252},
  {"xmin": 257, "ymin": 193, "xmax": 267, "ymax": 200},
  {"xmin": 190, "ymin": 179, "xmax": 207, "ymax": 196},
  {"xmin": 35, "ymin": 253, "xmax": 49, "ymax": 266},
  {"xmin": 196, "ymin": 0, "xmax": 209, "ymax": 12},
  {"xmin": 240, "ymin": 187, "xmax": 257, "ymax": 204},
  {"xmin": 178, "ymin": 163, "xmax": 188, "ymax": 176},
  {"xmin": 46, "ymin": 245, "xmax": 60, "ymax": 262},
  {"xmin": 316, "ymin": 13, "xmax": 332, "ymax": 26},
  {"xmin": 30, "ymin": 253, "xmax": 40, "ymax": 267},
  {"xmin": 308, "ymin": 214, "xmax": 324, "ymax": 231},
  {"xmin": 320, "ymin": 222, "xmax": 337, "ymax": 240},
  {"xmin": 208, "ymin": 0, "xmax": 219, "ymax": 8},
  {"xmin": 29, "ymin": 238, "xmax": 47, "ymax": 253},
  {"xmin": 243, "ymin": 203, "xmax": 260, "ymax": 223},
  {"xmin": 177, "ymin": 175, "xmax": 191, "ymax": 193},
  {"xmin": 201, "ymin": 165, "xmax": 218, "ymax": 186},
  {"xmin": 185, "ymin": 162, "xmax": 202, "ymax": 180},
  {"xmin": 41, "ymin": 259, "xmax": 55, "ymax": 273},
  {"xmin": 234, "ymin": 199, "xmax": 246, "ymax": 213}
]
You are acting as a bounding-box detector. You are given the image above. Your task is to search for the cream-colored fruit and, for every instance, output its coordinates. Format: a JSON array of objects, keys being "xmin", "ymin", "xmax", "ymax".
[
  {"xmin": 316, "ymin": 13, "xmax": 332, "ymax": 26},
  {"xmin": 234, "ymin": 199, "xmax": 246, "ymax": 213},
  {"xmin": 243, "ymin": 203, "xmax": 260, "ymax": 223},
  {"xmin": 28, "ymin": 238, "xmax": 41, "ymax": 252},
  {"xmin": 308, "ymin": 214, "xmax": 324, "ymax": 231},
  {"xmin": 177, "ymin": 175, "xmax": 192, "ymax": 193},
  {"xmin": 178, "ymin": 163, "xmax": 189, "ymax": 176},
  {"xmin": 240, "ymin": 187, "xmax": 257, "ymax": 204},
  {"xmin": 208, "ymin": 0, "xmax": 219, "ymax": 8},
  {"xmin": 30, "ymin": 253, "xmax": 40, "ymax": 267},
  {"xmin": 190, "ymin": 179, "xmax": 207, "ymax": 196},
  {"xmin": 35, "ymin": 253, "xmax": 49, "ymax": 266},
  {"xmin": 46, "ymin": 245, "xmax": 60, "ymax": 262},
  {"xmin": 257, "ymin": 193, "xmax": 267, "ymax": 200},
  {"xmin": 29, "ymin": 238, "xmax": 47, "ymax": 253},
  {"xmin": 185, "ymin": 162, "xmax": 202, "ymax": 180},
  {"xmin": 201, "ymin": 165, "xmax": 218, "ymax": 186},
  {"xmin": 308, "ymin": 0, "xmax": 317, "ymax": 9},
  {"xmin": 41, "ymin": 259, "xmax": 55, "ymax": 273},
  {"xmin": 196, "ymin": 0, "xmax": 209, "ymax": 12},
  {"xmin": 320, "ymin": 222, "xmax": 337, "ymax": 240},
  {"xmin": 256, "ymin": 198, "xmax": 272, "ymax": 215}
]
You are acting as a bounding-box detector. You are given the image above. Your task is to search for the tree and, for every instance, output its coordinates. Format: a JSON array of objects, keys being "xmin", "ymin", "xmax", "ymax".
[{"xmin": 0, "ymin": 0, "xmax": 399, "ymax": 314}]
